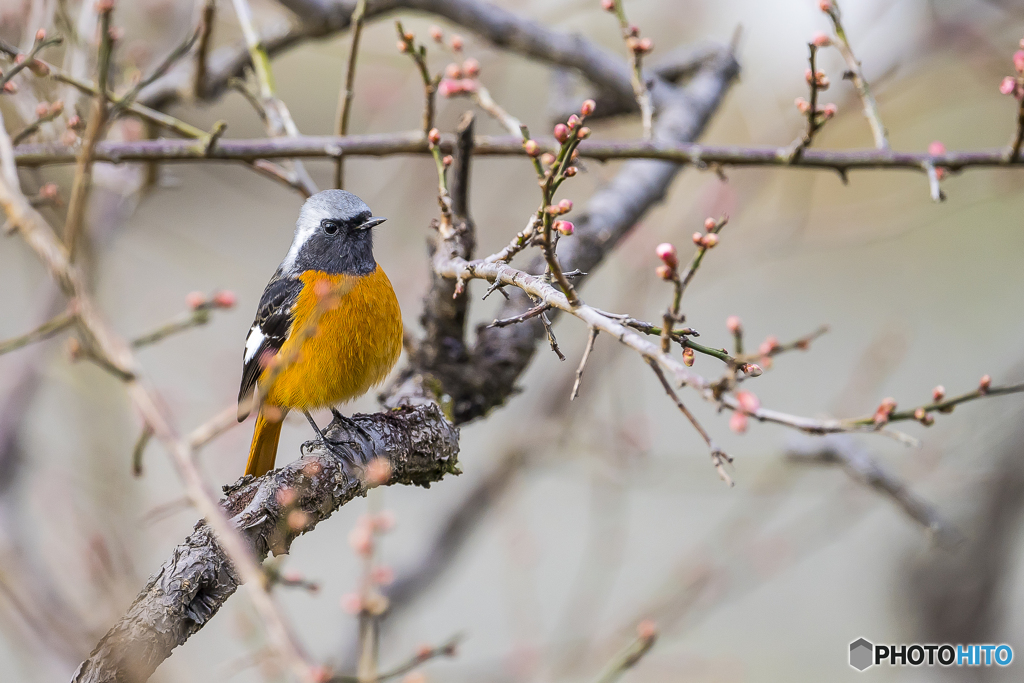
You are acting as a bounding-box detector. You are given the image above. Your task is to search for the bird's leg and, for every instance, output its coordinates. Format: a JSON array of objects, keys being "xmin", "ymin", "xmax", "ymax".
[{"xmin": 303, "ymin": 410, "xmax": 355, "ymax": 462}]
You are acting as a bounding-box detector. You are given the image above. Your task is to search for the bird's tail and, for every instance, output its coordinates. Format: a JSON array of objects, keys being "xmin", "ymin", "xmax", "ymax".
[{"xmin": 245, "ymin": 409, "xmax": 285, "ymax": 477}]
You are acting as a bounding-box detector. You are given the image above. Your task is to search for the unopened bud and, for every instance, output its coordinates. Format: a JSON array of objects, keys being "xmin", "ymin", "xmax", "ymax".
[
  {"xmin": 795, "ymin": 97, "xmax": 810, "ymax": 113},
  {"xmin": 39, "ymin": 182, "xmax": 58, "ymax": 199},
  {"xmin": 576, "ymin": 126, "xmax": 591, "ymax": 139},
  {"xmin": 3, "ymin": 81, "xmax": 18, "ymax": 94},
  {"xmin": 450, "ymin": 34, "xmax": 464, "ymax": 51},
  {"xmin": 601, "ymin": 0, "xmax": 615, "ymax": 10},
  {"xmin": 979, "ymin": 374, "xmax": 992, "ymax": 393},
  {"xmin": 340, "ymin": 593, "xmax": 363, "ymax": 615},
  {"xmin": 704, "ymin": 217, "xmax": 716, "ymax": 231},
  {"xmin": 758, "ymin": 335, "xmax": 779, "ymax": 356},
  {"xmin": 928, "ymin": 140, "xmax": 945, "ymax": 156},
  {"xmin": 553, "ymin": 123, "xmax": 569, "ymax": 143},
  {"xmin": 1001, "ymin": 76, "xmax": 1017, "ymax": 96},
  {"xmin": 822, "ymin": 103, "xmax": 838, "ymax": 118},
  {"xmin": 558, "ymin": 198, "xmax": 573, "ymax": 213},
  {"xmin": 463, "ymin": 58, "xmax": 480, "ymax": 77},
  {"xmin": 742, "ymin": 363, "xmax": 763, "ymax": 377},
  {"xmin": 682, "ymin": 347, "xmax": 694, "ymax": 366},
  {"xmin": 1015, "ymin": 50, "xmax": 1024, "ymax": 73},
  {"xmin": 655, "ymin": 264, "xmax": 673, "ymax": 280},
  {"xmin": 523, "ymin": 139, "xmax": 540, "ymax": 156},
  {"xmin": 567, "ymin": 114, "xmax": 580, "ymax": 129},
  {"xmin": 700, "ymin": 233, "xmax": 719, "ymax": 248},
  {"xmin": 692, "ymin": 232, "xmax": 704, "ymax": 244},
  {"xmin": 729, "ymin": 411, "xmax": 748, "ymax": 434},
  {"xmin": 397, "ymin": 40, "xmax": 408, "ymax": 53},
  {"xmin": 438, "ymin": 78, "xmax": 460, "ymax": 98},
  {"xmin": 736, "ymin": 390, "xmax": 760, "ymax": 414},
  {"xmin": 428, "ymin": 128, "xmax": 441, "ymax": 145},
  {"xmin": 726, "ymin": 315, "xmax": 742, "ymax": 334},
  {"xmin": 932, "ymin": 385, "xmax": 945, "ymax": 402},
  {"xmin": 429, "ymin": 25, "xmax": 443, "ymax": 42},
  {"xmin": 581, "ymin": 99, "xmax": 596, "ymax": 116},
  {"xmin": 818, "ymin": 0, "xmax": 832, "ymax": 11},
  {"xmin": 49, "ymin": 100, "xmax": 64, "ymax": 115},
  {"xmin": 35, "ymin": 28, "xmax": 46, "ymax": 42},
  {"xmin": 636, "ymin": 37, "xmax": 653, "ymax": 53},
  {"xmin": 35, "ymin": 102, "xmax": 49, "ymax": 117},
  {"xmin": 540, "ymin": 152, "xmax": 556, "ymax": 166},
  {"xmin": 61, "ymin": 129, "xmax": 78, "ymax": 146},
  {"xmin": 366, "ymin": 458, "xmax": 392, "ymax": 486},
  {"xmin": 637, "ymin": 619, "xmax": 658, "ymax": 639},
  {"xmin": 445, "ymin": 63, "xmax": 463, "ymax": 80},
  {"xmin": 213, "ymin": 290, "xmax": 237, "ymax": 308},
  {"xmin": 564, "ymin": 166, "xmax": 578, "ymax": 177},
  {"xmin": 442, "ymin": 154, "xmax": 453, "ymax": 167},
  {"xmin": 554, "ymin": 220, "xmax": 574, "ymax": 236},
  {"xmin": 185, "ymin": 291, "xmax": 205, "ymax": 310},
  {"xmin": 811, "ymin": 32, "xmax": 831, "ymax": 47},
  {"xmin": 656, "ymin": 242, "xmax": 678, "ymax": 268}
]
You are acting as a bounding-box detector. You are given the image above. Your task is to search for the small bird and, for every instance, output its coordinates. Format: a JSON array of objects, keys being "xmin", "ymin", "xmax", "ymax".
[{"xmin": 237, "ymin": 190, "xmax": 403, "ymax": 477}]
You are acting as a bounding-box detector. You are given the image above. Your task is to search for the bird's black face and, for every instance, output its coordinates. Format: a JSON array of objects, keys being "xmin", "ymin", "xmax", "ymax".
[{"xmin": 282, "ymin": 190, "xmax": 386, "ymax": 276}]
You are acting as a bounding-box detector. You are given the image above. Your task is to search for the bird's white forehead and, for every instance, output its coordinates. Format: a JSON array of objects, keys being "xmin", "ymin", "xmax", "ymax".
[{"xmin": 280, "ymin": 190, "xmax": 372, "ymax": 273}]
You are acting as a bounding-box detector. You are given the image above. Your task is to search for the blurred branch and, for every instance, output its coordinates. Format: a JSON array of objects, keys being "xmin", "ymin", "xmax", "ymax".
[
  {"xmin": 0, "ymin": 304, "xmax": 77, "ymax": 356},
  {"xmin": 334, "ymin": 0, "xmax": 368, "ymax": 188},
  {"xmin": 75, "ymin": 406, "xmax": 460, "ymax": 683},
  {"xmin": 17, "ymin": 135, "xmax": 1024, "ymax": 175},
  {"xmin": 194, "ymin": 0, "xmax": 217, "ymax": 98},
  {"xmin": 593, "ymin": 623, "xmax": 657, "ymax": 683}
]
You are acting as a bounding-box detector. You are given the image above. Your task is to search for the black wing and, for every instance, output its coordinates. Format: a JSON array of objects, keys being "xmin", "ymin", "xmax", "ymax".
[{"xmin": 237, "ymin": 273, "xmax": 304, "ymax": 420}]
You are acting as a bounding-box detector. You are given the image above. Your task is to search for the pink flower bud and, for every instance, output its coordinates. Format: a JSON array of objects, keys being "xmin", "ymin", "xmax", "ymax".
[
  {"xmin": 1001, "ymin": 76, "xmax": 1017, "ymax": 96},
  {"xmin": 213, "ymin": 290, "xmax": 237, "ymax": 308},
  {"xmin": 758, "ymin": 335, "xmax": 779, "ymax": 356},
  {"xmin": 564, "ymin": 166, "xmax": 578, "ymax": 177},
  {"xmin": 39, "ymin": 182, "xmax": 58, "ymax": 199},
  {"xmin": 1014, "ymin": 50, "xmax": 1024, "ymax": 73},
  {"xmin": 656, "ymin": 242, "xmax": 678, "ymax": 268},
  {"xmin": 637, "ymin": 619, "xmax": 657, "ymax": 639},
  {"xmin": 655, "ymin": 264, "xmax": 673, "ymax": 280},
  {"xmin": 35, "ymin": 102, "xmax": 49, "ymax": 117},
  {"xmin": 729, "ymin": 411, "xmax": 748, "ymax": 434},
  {"xmin": 348, "ymin": 525, "xmax": 373, "ymax": 556},
  {"xmin": 742, "ymin": 363, "xmax": 763, "ymax": 377},
  {"xmin": 438, "ymin": 78, "xmax": 461, "ymax": 98},
  {"xmin": 428, "ymin": 128, "xmax": 441, "ymax": 145},
  {"xmin": 637, "ymin": 37, "xmax": 653, "ymax": 53},
  {"xmin": 736, "ymin": 390, "xmax": 760, "ymax": 414},
  {"xmin": 49, "ymin": 100, "xmax": 64, "ymax": 115},
  {"xmin": 601, "ymin": 0, "xmax": 615, "ymax": 10},
  {"xmin": 914, "ymin": 407, "xmax": 926, "ymax": 421},
  {"xmin": 692, "ymin": 232, "xmax": 704, "ymax": 245},
  {"xmin": 567, "ymin": 114, "xmax": 580, "ymax": 129},
  {"xmin": 429, "ymin": 25, "xmax": 443, "ymax": 42},
  {"xmin": 811, "ymin": 32, "xmax": 831, "ymax": 47},
  {"xmin": 581, "ymin": 99, "xmax": 596, "ymax": 116},
  {"xmin": 818, "ymin": 0, "xmax": 832, "ymax": 11},
  {"xmin": 558, "ymin": 198, "xmax": 573, "ymax": 213},
  {"xmin": 540, "ymin": 152, "xmax": 556, "ymax": 166},
  {"xmin": 35, "ymin": 28, "xmax": 46, "ymax": 42},
  {"xmin": 373, "ymin": 510, "xmax": 396, "ymax": 532},
  {"xmin": 703, "ymin": 217, "xmax": 716, "ymax": 231},
  {"xmin": 822, "ymin": 103, "xmax": 838, "ymax": 118},
  {"xmin": 576, "ymin": 126, "xmax": 591, "ymax": 139},
  {"xmin": 397, "ymin": 40, "xmax": 408, "ymax": 53},
  {"xmin": 682, "ymin": 347, "xmax": 694, "ymax": 366},
  {"xmin": 554, "ymin": 220, "xmax": 574, "ymax": 235},
  {"xmin": 463, "ymin": 58, "xmax": 480, "ymax": 77},
  {"xmin": 524, "ymin": 139, "xmax": 540, "ymax": 156},
  {"xmin": 4, "ymin": 81, "xmax": 18, "ymax": 94},
  {"xmin": 370, "ymin": 565, "xmax": 395, "ymax": 586},
  {"xmin": 459, "ymin": 78, "xmax": 477, "ymax": 93},
  {"xmin": 442, "ymin": 155, "xmax": 453, "ymax": 167},
  {"xmin": 979, "ymin": 374, "xmax": 992, "ymax": 393},
  {"xmin": 340, "ymin": 593, "xmax": 363, "ymax": 615},
  {"xmin": 68, "ymin": 115, "xmax": 82, "ymax": 129},
  {"xmin": 932, "ymin": 385, "xmax": 945, "ymax": 402},
  {"xmin": 450, "ymin": 34, "xmax": 464, "ymax": 51},
  {"xmin": 726, "ymin": 316, "xmax": 742, "ymax": 334},
  {"xmin": 700, "ymin": 233, "xmax": 719, "ymax": 248},
  {"xmin": 928, "ymin": 141, "xmax": 945, "ymax": 156},
  {"xmin": 445, "ymin": 63, "xmax": 463, "ymax": 80},
  {"xmin": 553, "ymin": 123, "xmax": 569, "ymax": 143},
  {"xmin": 185, "ymin": 291, "xmax": 205, "ymax": 309},
  {"xmin": 794, "ymin": 97, "xmax": 810, "ymax": 113}
]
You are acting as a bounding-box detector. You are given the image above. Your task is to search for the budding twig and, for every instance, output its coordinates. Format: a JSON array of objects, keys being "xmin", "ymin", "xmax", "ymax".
[
  {"xmin": 0, "ymin": 33, "xmax": 62, "ymax": 90},
  {"xmin": 130, "ymin": 291, "xmax": 236, "ymax": 348},
  {"xmin": 335, "ymin": 0, "xmax": 368, "ymax": 189},
  {"xmin": 64, "ymin": 3, "xmax": 114, "ymax": 262},
  {"xmin": 605, "ymin": 0, "xmax": 654, "ymax": 139},
  {"xmin": 820, "ymin": 0, "xmax": 889, "ymax": 149},
  {"xmin": 848, "ymin": 380, "xmax": 1024, "ymax": 429},
  {"xmin": 395, "ymin": 22, "xmax": 440, "ymax": 136}
]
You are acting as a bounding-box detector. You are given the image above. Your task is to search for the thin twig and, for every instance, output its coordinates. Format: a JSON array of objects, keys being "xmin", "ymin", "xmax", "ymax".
[
  {"xmin": 396, "ymin": 22, "xmax": 439, "ymax": 136},
  {"xmin": 0, "ymin": 305, "xmax": 77, "ymax": 356},
  {"xmin": 130, "ymin": 298, "xmax": 231, "ymax": 348},
  {"xmin": 110, "ymin": 24, "xmax": 202, "ymax": 120},
  {"xmin": 193, "ymin": 0, "xmax": 216, "ymax": 98},
  {"xmin": 570, "ymin": 328, "xmax": 598, "ymax": 400},
  {"xmin": 131, "ymin": 424, "xmax": 153, "ymax": 477},
  {"xmin": 335, "ymin": 0, "xmax": 367, "ymax": 189},
  {"xmin": 593, "ymin": 625, "xmax": 658, "ymax": 683},
  {"xmin": 331, "ymin": 634, "xmax": 461, "ymax": 683},
  {"xmin": 608, "ymin": 1, "xmax": 653, "ymax": 139},
  {"xmin": 486, "ymin": 302, "xmax": 550, "ymax": 328},
  {"xmin": 0, "ymin": 35, "xmax": 63, "ymax": 90},
  {"xmin": 822, "ymin": 0, "xmax": 889, "ymax": 149},
  {"xmin": 64, "ymin": 3, "xmax": 114, "ymax": 261}
]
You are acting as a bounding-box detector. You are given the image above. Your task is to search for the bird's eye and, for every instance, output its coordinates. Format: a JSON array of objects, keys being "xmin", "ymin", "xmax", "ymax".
[{"xmin": 321, "ymin": 219, "xmax": 340, "ymax": 235}]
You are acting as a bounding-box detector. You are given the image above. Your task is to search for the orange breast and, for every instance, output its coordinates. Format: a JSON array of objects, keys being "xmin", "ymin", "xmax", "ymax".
[{"xmin": 264, "ymin": 266, "xmax": 402, "ymax": 410}]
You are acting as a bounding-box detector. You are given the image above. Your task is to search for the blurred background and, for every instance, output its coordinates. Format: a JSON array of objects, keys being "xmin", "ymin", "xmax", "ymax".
[{"xmin": 3, "ymin": 0, "xmax": 1024, "ymax": 681}]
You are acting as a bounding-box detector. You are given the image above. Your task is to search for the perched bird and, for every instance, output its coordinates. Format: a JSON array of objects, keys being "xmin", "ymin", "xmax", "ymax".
[{"xmin": 237, "ymin": 190, "xmax": 403, "ymax": 477}]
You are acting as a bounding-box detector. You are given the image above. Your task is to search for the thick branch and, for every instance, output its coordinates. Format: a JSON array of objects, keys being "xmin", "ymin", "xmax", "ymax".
[{"xmin": 73, "ymin": 405, "xmax": 459, "ymax": 683}]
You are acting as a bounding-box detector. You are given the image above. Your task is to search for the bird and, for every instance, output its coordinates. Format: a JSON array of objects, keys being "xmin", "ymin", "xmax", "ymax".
[{"xmin": 236, "ymin": 190, "xmax": 403, "ymax": 478}]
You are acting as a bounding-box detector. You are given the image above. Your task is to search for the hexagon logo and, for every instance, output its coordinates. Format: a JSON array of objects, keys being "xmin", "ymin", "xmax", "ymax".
[{"xmin": 850, "ymin": 638, "xmax": 874, "ymax": 671}]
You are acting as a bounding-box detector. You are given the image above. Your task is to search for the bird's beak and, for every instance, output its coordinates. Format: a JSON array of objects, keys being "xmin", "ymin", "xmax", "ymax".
[{"xmin": 359, "ymin": 216, "xmax": 387, "ymax": 230}]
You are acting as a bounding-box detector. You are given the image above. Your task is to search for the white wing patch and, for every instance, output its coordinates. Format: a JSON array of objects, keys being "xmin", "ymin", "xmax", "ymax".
[{"xmin": 244, "ymin": 326, "xmax": 266, "ymax": 363}]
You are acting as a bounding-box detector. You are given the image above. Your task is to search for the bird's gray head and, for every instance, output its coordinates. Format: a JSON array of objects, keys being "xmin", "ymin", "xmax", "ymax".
[{"xmin": 281, "ymin": 190, "xmax": 386, "ymax": 276}]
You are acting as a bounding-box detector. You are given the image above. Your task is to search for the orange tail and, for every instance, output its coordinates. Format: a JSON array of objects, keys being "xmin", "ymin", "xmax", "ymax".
[{"xmin": 245, "ymin": 409, "xmax": 285, "ymax": 477}]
